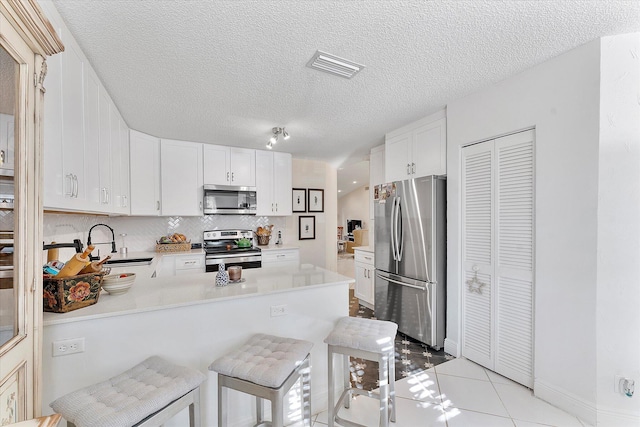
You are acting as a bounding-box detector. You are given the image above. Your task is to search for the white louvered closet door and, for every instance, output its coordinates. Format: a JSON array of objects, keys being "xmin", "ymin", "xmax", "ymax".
[{"xmin": 462, "ymin": 129, "xmax": 535, "ymax": 388}]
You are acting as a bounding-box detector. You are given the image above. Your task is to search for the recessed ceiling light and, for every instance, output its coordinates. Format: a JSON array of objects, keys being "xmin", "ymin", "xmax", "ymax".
[
  {"xmin": 353, "ymin": 181, "xmax": 357, "ymax": 184},
  {"xmin": 338, "ymin": 190, "xmax": 342, "ymax": 193},
  {"xmin": 306, "ymin": 50, "xmax": 365, "ymax": 79}
]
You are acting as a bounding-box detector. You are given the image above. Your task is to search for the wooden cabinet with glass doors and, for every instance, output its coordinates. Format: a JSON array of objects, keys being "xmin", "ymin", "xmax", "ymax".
[{"xmin": 0, "ymin": 0, "xmax": 63, "ymax": 423}]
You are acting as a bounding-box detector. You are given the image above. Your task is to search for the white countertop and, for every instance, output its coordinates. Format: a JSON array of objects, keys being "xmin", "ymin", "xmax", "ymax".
[
  {"xmin": 354, "ymin": 246, "xmax": 374, "ymax": 253},
  {"xmin": 43, "ymin": 264, "xmax": 352, "ymax": 326}
]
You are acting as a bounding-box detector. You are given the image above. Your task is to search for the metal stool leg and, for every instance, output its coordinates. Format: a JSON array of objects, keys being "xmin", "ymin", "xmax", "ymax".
[
  {"xmin": 301, "ymin": 358, "xmax": 312, "ymax": 427},
  {"xmin": 328, "ymin": 347, "xmax": 335, "ymax": 427},
  {"xmin": 379, "ymin": 353, "xmax": 390, "ymax": 427},
  {"xmin": 256, "ymin": 397, "xmax": 264, "ymax": 425},
  {"xmin": 218, "ymin": 375, "xmax": 228, "ymax": 427},
  {"xmin": 272, "ymin": 394, "xmax": 284, "ymax": 427},
  {"xmin": 389, "ymin": 350, "xmax": 396, "ymax": 423},
  {"xmin": 344, "ymin": 354, "xmax": 351, "ymax": 409}
]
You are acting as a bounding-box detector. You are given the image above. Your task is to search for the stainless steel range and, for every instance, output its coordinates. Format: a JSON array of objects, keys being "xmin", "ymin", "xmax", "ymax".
[{"xmin": 203, "ymin": 229, "xmax": 262, "ymax": 272}]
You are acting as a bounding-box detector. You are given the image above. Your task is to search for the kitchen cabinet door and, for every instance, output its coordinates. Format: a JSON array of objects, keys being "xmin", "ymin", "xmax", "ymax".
[
  {"xmin": 203, "ymin": 145, "xmax": 256, "ymax": 186},
  {"xmin": 160, "ymin": 139, "xmax": 203, "ymax": 216},
  {"xmin": 110, "ymin": 107, "xmax": 130, "ymax": 214},
  {"xmin": 413, "ymin": 118, "xmax": 446, "ymax": 177},
  {"xmin": 354, "ymin": 249, "xmax": 374, "ymax": 307},
  {"xmin": 43, "ymin": 25, "xmax": 86, "ymax": 210},
  {"xmin": 229, "ymin": 147, "xmax": 256, "ymax": 186},
  {"xmin": 98, "ymin": 89, "xmax": 113, "ymax": 210},
  {"xmin": 255, "ymin": 150, "xmax": 292, "ymax": 216},
  {"xmin": 272, "ymin": 152, "xmax": 292, "ymax": 215},
  {"xmin": 129, "ymin": 130, "xmax": 161, "ymax": 215},
  {"xmin": 384, "ymin": 111, "xmax": 446, "ymax": 183},
  {"xmin": 255, "ymin": 150, "xmax": 274, "ymax": 215},
  {"xmin": 385, "ymin": 132, "xmax": 412, "ymax": 183},
  {"xmin": 83, "ymin": 68, "xmax": 103, "ymax": 211},
  {"xmin": 203, "ymin": 144, "xmax": 228, "ymax": 185}
]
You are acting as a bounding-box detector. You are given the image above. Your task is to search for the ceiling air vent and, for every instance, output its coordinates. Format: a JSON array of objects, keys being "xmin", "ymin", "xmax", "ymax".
[{"xmin": 306, "ymin": 50, "xmax": 365, "ymax": 79}]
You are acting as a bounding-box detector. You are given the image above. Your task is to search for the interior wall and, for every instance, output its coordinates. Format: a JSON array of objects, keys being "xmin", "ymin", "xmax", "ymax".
[
  {"xmin": 286, "ymin": 158, "xmax": 337, "ymax": 272},
  {"xmin": 338, "ymin": 186, "xmax": 370, "ymax": 236},
  {"xmin": 595, "ymin": 33, "xmax": 640, "ymax": 425},
  {"xmin": 447, "ymin": 39, "xmax": 602, "ymax": 422}
]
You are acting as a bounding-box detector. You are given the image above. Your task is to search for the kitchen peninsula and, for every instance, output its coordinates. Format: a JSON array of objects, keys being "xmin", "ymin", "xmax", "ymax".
[{"xmin": 42, "ymin": 264, "xmax": 352, "ymax": 426}]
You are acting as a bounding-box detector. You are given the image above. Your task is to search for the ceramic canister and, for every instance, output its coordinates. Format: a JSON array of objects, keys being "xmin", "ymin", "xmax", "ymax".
[{"xmin": 215, "ymin": 261, "xmax": 229, "ymax": 287}]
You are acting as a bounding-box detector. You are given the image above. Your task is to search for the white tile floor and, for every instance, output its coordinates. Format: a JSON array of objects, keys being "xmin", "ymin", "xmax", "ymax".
[{"xmin": 303, "ymin": 358, "xmax": 592, "ymax": 427}]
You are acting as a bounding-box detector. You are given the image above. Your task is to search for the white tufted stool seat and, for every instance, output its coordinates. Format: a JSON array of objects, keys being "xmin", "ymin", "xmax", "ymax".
[
  {"xmin": 324, "ymin": 316, "xmax": 398, "ymax": 427},
  {"xmin": 209, "ymin": 333, "xmax": 313, "ymax": 427},
  {"xmin": 49, "ymin": 356, "xmax": 206, "ymax": 427}
]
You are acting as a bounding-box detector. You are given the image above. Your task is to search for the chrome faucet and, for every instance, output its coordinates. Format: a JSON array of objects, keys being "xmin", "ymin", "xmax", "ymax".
[{"xmin": 87, "ymin": 223, "xmax": 117, "ymax": 261}]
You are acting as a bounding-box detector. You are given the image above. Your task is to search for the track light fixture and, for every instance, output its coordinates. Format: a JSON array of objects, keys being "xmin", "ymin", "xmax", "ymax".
[{"xmin": 266, "ymin": 127, "xmax": 290, "ymax": 149}]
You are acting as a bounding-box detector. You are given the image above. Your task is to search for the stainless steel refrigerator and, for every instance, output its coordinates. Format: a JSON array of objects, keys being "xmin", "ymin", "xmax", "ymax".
[{"xmin": 374, "ymin": 175, "xmax": 446, "ymax": 350}]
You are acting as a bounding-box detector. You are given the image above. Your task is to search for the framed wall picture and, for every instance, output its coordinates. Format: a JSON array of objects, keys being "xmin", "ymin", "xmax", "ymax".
[
  {"xmin": 307, "ymin": 188, "xmax": 324, "ymax": 213},
  {"xmin": 298, "ymin": 216, "xmax": 316, "ymax": 240},
  {"xmin": 292, "ymin": 188, "xmax": 306, "ymax": 212}
]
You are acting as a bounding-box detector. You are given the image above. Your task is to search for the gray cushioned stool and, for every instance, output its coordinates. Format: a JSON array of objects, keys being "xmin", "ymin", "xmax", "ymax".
[
  {"xmin": 324, "ymin": 317, "xmax": 398, "ymax": 427},
  {"xmin": 50, "ymin": 356, "xmax": 206, "ymax": 427},
  {"xmin": 209, "ymin": 333, "xmax": 313, "ymax": 427}
]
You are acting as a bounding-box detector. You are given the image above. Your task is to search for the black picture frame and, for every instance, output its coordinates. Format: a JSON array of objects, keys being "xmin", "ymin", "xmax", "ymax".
[
  {"xmin": 298, "ymin": 216, "xmax": 316, "ymax": 240},
  {"xmin": 292, "ymin": 188, "xmax": 307, "ymax": 212},
  {"xmin": 307, "ymin": 188, "xmax": 324, "ymax": 213}
]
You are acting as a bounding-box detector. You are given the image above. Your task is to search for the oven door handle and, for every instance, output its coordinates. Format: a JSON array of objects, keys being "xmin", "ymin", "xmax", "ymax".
[{"xmin": 206, "ymin": 254, "xmax": 262, "ymax": 265}]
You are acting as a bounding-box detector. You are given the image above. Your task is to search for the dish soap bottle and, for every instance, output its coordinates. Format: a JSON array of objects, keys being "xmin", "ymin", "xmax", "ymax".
[
  {"xmin": 215, "ymin": 261, "xmax": 229, "ymax": 287},
  {"xmin": 275, "ymin": 231, "xmax": 282, "ymax": 246}
]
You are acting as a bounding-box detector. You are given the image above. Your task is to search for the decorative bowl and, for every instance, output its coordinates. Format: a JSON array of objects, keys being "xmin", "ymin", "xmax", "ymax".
[{"xmin": 101, "ymin": 273, "xmax": 136, "ymax": 295}]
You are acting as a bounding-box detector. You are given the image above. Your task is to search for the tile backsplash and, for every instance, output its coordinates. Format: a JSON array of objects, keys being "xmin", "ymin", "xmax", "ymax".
[{"xmin": 43, "ymin": 213, "xmax": 287, "ymax": 259}]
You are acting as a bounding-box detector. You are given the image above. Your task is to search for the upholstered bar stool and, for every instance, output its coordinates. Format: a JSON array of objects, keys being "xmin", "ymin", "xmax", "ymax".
[
  {"xmin": 209, "ymin": 333, "xmax": 313, "ymax": 427},
  {"xmin": 50, "ymin": 356, "xmax": 206, "ymax": 427},
  {"xmin": 324, "ymin": 316, "xmax": 398, "ymax": 427}
]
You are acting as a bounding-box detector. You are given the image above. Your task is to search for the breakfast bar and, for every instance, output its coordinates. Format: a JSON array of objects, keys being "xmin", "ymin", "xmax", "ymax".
[{"xmin": 41, "ymin": 264, "xmax": 352, "ymax": 426}]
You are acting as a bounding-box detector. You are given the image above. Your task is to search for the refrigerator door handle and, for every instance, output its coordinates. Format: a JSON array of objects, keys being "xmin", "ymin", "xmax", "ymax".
[
  {"xmin": 376, "ymin": 272, "xmax": 426, "ymax": 290},
  {"xmin": 390, "ymin": 196, "xmax": 397, "ymax": 260},
  {"xmin": 396, "ymin": 197, "xmax": 403, "ymax": 262}
]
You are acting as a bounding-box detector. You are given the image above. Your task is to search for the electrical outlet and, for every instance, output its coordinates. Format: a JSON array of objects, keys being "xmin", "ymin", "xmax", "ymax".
[
  {"xmin": 615, "ymin": 375, "xmax": 635, "ymax": 397},
  {"xmin": 53, "ymin": 337, "xmax": 85, "ymax": 357},
  {"xmin": 270, "ymin": 304, "xmax": 288, "ymax": 317}
]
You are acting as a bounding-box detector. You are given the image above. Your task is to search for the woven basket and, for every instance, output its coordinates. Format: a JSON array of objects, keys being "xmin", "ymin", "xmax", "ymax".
[
  {"xmin": 43, "ymin": 272, "xmax": 105, "ymax": 313},
  {"xmin": 256, "ymin": 235, "xmax": 271, "ymax": 246},
  {"xmin": 155, "ymin": 242, "xmax": 191, "ymax": 252}
]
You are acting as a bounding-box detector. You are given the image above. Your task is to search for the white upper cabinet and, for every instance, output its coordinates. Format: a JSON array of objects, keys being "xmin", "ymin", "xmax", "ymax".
[
  {"xmin": 41, "ymin": 3, "xmax": 130, "ymax": 215},
  {"xmin": 111, "ymin": 107, "xmax": 130, "ymax": 215},
  {"xmin": 369, "ymin": 144, "xmax": 385, "ymax": 220},
  {"xmin": 203, "ymin": 145, "xmax": 255, "ymax": 187},
  {"xmin": 255, "ymin": 150, "xmax": 292, "ymax": 216},
  {"xmin": 129, "ymin": 130, "xmax": 161, "ymax": 216},
  {"xmin": 160, "ymin": 139, "xmax": 203, "ymax": 216},
  {"xmin": 43, "ymin": 20, "xmax": 88, "ymax": 211},
  {"xmin": 385, "ymin": 110, "xmax": 446, "ymax": 182}
]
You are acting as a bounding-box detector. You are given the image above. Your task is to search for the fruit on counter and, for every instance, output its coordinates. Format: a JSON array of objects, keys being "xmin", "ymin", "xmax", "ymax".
[
  {"xmin": 256, "ymin": 225, "xmax": 274, "ymax": 236},
  {"xmin": 158, "ymin": 233, "xmax": 188, "ymax": 243}
]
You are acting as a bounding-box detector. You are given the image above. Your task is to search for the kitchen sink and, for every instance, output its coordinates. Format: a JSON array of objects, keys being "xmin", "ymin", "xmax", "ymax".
[{"xmin": 104, "ymin": 257, "xmax": 153, "ymax": 267}]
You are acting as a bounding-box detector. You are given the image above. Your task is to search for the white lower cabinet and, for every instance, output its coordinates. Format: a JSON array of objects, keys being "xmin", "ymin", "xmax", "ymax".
[
  {"xmin": 261, "ymin": 248, "xmax": 299, "ymax": 267},
  {"xmin": 156, "ymin": 253, "xmax": 205, "ymax": 277},
  {"xmin": 354, "ymin": 249, "xmax": 375, "ymax": 307}
]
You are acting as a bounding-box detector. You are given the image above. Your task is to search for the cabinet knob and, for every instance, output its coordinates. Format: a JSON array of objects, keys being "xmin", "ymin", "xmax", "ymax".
[
  {"xmin": 226, "ymin": 172, "xmax": 230, "ymax": 182},
  {"xmin": 0, "ymin": 150, "xmax": 4, "ymax": 165}
]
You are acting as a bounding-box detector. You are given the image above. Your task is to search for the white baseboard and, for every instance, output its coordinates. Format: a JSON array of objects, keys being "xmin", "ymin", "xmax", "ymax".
[
  {"xmin": 534, "ymin": 379, "xmax": 597, "ymax": 426},
  {"xmin": 444, "ymin": 338, "xmax": 459, "ymax": 357},
  {"xmin": 596, "ymin": 404, "xmax": 640, "ymax": 427}
]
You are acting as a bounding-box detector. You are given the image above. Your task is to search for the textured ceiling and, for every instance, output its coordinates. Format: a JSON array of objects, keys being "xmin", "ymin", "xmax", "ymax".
[{"xmin": 48, "ymin": 0, "xmax": 639, "ymax": 194}]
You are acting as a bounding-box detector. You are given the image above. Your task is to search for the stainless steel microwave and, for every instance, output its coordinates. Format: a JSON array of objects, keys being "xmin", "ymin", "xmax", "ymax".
[{"xmin": 203, "ymin": 185, "xmax": 257, "ymax": 215}]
